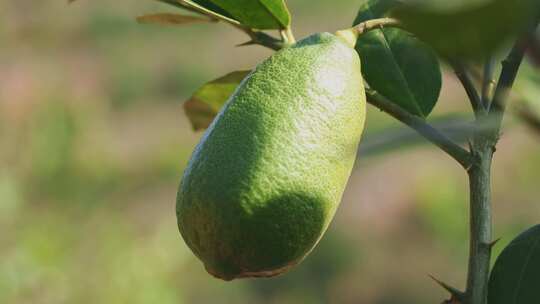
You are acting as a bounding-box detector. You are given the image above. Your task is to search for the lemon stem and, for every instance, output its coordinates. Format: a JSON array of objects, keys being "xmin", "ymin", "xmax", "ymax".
[
  {"xmin": 280, "ymin": 27, "xmax": 296, "ymax": 45},
  {"xmin": 335, "ymin": 17, "xmax": 400, "ymax": 48}
]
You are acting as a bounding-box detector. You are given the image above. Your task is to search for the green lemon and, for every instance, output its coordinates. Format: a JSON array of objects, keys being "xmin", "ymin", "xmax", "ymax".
[{"xmin": 177, "ymin": 32, "xmax": 366, "ymax": 280}]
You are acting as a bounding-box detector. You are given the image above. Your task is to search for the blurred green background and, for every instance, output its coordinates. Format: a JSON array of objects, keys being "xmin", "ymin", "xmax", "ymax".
[{"xmin": 1, "ymin": 1, "xmax": 539, "ymax": 303}]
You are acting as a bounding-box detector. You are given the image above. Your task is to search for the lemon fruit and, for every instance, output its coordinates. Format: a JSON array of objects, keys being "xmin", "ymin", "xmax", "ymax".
[{"xmin": 177, "ymin": 32, "xmax": 366, "ymax": 280}]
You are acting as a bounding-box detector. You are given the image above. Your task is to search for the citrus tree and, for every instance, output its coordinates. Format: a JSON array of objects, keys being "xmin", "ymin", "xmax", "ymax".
[{"xmin": 77, "ymin": 0, "xmax": 540, "ymax": 303}]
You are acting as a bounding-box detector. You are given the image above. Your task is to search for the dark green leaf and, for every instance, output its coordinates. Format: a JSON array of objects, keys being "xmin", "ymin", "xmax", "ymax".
[
  {"xmin": 392, "ymin": 0, "xmax": 539, "ymax": 59},
  {"xmin": 192, "ymin": 0, "xmax": 235, "ymax": 19},
  {"xmin": 184, "ymin": 71, "xmax": 250, "ymax": 131},
  {"xmin": 354, "ymin": 0, "xmax": 442, "ymax": 117},
  {"xmin": 488, "ymin": 224, "xmax": 540, "ymax": 304},
  {"xmin": 354, "ymin": 0, "xmax": 401, "ymax": 23},
  {"xmin": 203, "ymin": 0, "xmax": 291, "ymax": 29},
  {"xmin": 155, "ymin": 0, "xmax": 291, "ymax": 30},
  {"xmin": 156, "ymin": 0, "xmax": 235, "ymax": 19}
]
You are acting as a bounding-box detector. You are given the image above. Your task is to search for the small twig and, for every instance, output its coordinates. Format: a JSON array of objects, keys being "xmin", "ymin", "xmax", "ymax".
[
  {"xmin": 242, "ymin": 17, "xmax": 400, "ymax": 51},
  {"xmin": 488, "ymin": 16, "xmax": 538, "ymax": 125},
  {"xmin": 449, "ymin": 60, "xmax": 485, "ymax": 117},
  {"xmin": 366, "ymin": 89, "xmax": 473, "ymax": 169},
  {"xmin": 352, "ymin": 17, "xmax": 401, "ymax": 36},
  {"xmin": 335, "ymin": 18, "xmax": 401, "ymax": 48},
  {"xmin": 487, "ymin": 36, "xmax": 530, "ymax": 140}
]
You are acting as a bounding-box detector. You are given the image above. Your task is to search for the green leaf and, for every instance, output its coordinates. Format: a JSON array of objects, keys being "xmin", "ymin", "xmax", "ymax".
[
  {"xmin": 184, "ymin": 71, "xmax": 250, "ymax": 131},
  {"xmin": 202, "ymin": 0, "xmax": 291, "ymax": 29},
  {"xmin": 488, "ymin": 224, "xmax": 540, "ymax": 304},
  {"xmin": 392, "ymin": 0, "xmax": 539, "ymax": 59},
  {"xmin": 192, "ymin": 0, "xmax": 235, "ymax": 19},
  {"xmin": 354, "ymin": 0, "xmax": 401, "ymax": 22},
  {"xmin": 155, "ymin": 0, "xmax": 291, "ymax": 30},
  {"xmin": 354, "ymin": 0, "xmax": 442, "ymax": 117},
  {"xmin": 136, "ymin": 13, "xmax": 214, "ymax": 26},
  {"xmin": 156, "ymin": 0, "xmax": 235, "ymax": 19}
]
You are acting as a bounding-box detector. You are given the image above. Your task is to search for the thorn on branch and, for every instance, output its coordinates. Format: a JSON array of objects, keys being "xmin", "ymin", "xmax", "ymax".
[
  {"xmin": 429, "ymin": 274, "xmax": 466, "ymax": 303},
  {"xmin": 488, "ymin": 238, "xmax": 501, "ymax": 250}
]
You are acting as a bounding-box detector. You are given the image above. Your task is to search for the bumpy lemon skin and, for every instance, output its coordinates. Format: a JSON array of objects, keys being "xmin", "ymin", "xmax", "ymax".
[{"xmin": 177, "ymin": 32, "xmax": 366, "ymax": 281}]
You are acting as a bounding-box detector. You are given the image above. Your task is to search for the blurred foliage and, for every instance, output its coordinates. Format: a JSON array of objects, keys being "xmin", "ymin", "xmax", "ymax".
[
  {"xmin": 393, "ymin": 0, "xmax": 539, "ymax": 59},
  {"xmin": 0, "ymin": 1, "xmax": 539, "ymax": 304},
  {"xmin": 415, "ymin": 174, "xmax": 468, "ymax": 251},
  {"xmin": 183, "ymin": 70, "xmax": 251, "ymax": 130}
]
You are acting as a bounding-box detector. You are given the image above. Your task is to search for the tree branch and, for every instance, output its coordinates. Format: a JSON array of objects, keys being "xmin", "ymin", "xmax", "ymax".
[
  {"xmin": 464, "ymin": 145, "xmax": 493, "ymax": 304},
  {"xmin": 464, "ymin": 19, "xmax": 538, "ymax": 304},
  {"xmin": 449, "ymin": 60, "xmax": 485, "ymax": 117},
  {"xmin": 237, "ymin": 17, "xmax": 402, "ymax": 51},
  {"xmin": 366, "ymin": 89, "xmax": 473, "ymax": 169}
]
